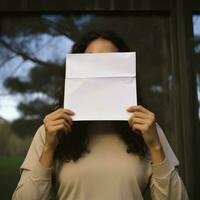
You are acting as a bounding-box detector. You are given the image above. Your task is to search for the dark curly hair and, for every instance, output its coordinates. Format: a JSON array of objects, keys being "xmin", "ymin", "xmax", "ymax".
[{"xmin": 54, "ymin": 30, "xmax": 149, "ymax": 163}]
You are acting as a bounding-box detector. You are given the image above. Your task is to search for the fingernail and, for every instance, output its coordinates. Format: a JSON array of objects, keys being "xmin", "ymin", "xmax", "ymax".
[{"xmin": 68, "ymin": 109, "xmax": 75, "ymax": 114}]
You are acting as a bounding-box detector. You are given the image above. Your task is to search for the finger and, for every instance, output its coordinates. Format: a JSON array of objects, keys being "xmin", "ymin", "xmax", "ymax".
[
  {"xmin": 126, "ymin": 105, "xmax": 149, "ymax": 113},
  {"xmin": 47, "ymin": 113, "xmax": 73, "ymax": 125},
  {"xmin": 128, "ymin": 121, "xmax": 142, "ymax": 134},
  {"xmin": 64, "ymin": 122, "xmax": 72, "ymax": 133},
  {"xmin": 60, "ymin": 108, "xmax": 75, "ymax": 115},
  {"xmin": 49, "ymin": 119, "xmax": 72, "ymax": 131},
  {"xmin": 132, "ymin": 111, "xmax": 155, "ymax": 122},
  {"xmin": 128, "ymin": 113, "xmax": 145, "ymax": 126},
  {"xmin": 126, "ymin": 105, "xmax": 151, "ymax": 114},
  {"xmin": 128, "ymin": 116, "xmax": 133, "ymax": 127},
  {"xmin": 58, "ymin": 121, "xmax": 72, "ymax": 133},
  {"xmin": 132, "ymin": 111, "xmax": 150, "ymax": 119},
  {"xmin": 59, "ymin": 120, "xmax": 72, "ymax": 132},
  {"xmin": 132, "ymin": 123, "xmax": 145, "ymax": 132},
  {"xmin": 128, "ymin": 114, "xmax": 136, "ymax": 127},
  {"xmin": 131, "ymin": 117, "xmax": 148, "ymax": 124},
  {"xmin": 45, "ymin": 108, "xmax": 63, "ymax": 118},
  {"xmin": 50, "ymin": 124, "xmax": 68, "ymax": 134},
  {"xmin": 46, "ymin": 108, "xmax": 75, "ymax": 119}
]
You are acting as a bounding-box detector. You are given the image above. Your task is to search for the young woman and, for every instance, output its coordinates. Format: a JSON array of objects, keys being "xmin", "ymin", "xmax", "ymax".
[{"xmin": 12, "ymin": 30, "xmax": 189, "ymax": 200}]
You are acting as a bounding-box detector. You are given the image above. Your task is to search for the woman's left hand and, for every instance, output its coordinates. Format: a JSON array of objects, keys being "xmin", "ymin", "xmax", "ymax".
[{"xmin": 126, "ymin": 105, "xmax": 161, "ymax": 149}]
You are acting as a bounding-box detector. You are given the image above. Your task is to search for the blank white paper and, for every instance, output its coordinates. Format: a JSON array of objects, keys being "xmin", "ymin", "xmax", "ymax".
[{"xmin": 64, "ymin": 52, "xmax": 137, "ymax": 121}]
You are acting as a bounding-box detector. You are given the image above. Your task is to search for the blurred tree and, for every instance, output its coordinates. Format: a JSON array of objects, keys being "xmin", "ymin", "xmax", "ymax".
[
  {"xmin": 3, "ymin": 63, "xmax": 66, "ymax": 137},
  {"xmin": 0, "ymin": 15, "xmax": 86, "ymax": 137}
]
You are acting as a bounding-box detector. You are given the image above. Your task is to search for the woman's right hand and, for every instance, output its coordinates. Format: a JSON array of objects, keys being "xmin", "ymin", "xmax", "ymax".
[{"xmin": 43, "ymin": 108, "xmax": 75, "ymax": 151}]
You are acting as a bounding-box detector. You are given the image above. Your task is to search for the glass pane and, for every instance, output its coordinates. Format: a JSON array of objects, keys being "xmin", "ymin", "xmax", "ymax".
[
  {"xmin": 192, "ymin": 14, "xmax": 200, "ymax": 200},
  {"xmin": 193, "ymin": 15, "xmax": 200, "ymax": 119},
  {"xmin": 0, "ymin": 13, "xmax": 173, "ymax": 199}
]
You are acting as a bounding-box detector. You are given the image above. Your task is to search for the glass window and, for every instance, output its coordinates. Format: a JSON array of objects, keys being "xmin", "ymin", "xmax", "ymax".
[
  {"xmin": 0, "ymin": 13, "xmax": 174, "ymax": 198},
  {"xmin": 192, "ymin": 14, "xmax": 200, "ymax": 200},
  {"xmin": 192, "ymin": 15, "xmax": 200, "ymax": 119}
]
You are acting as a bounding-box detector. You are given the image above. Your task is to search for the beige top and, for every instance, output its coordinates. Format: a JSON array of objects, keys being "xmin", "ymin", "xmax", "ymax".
[{"xmin": 12, "ymin": 124, "xmax": 189, "ymax": 200}]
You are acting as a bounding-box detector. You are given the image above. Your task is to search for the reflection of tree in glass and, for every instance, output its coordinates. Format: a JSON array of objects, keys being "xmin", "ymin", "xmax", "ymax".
[
  {"xmin": 0, "ymin": 14, "xmax": 173, "ymax": 141},
  {"xmin": 0, "ymin": 15, "xmax": 92, "ymax": 137},
  {"xmin": 193, "ymin": 15, "xmax": 200, "ymax": 54}
]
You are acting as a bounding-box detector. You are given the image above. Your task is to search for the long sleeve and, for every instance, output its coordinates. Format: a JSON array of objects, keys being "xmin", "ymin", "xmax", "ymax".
[
  {"xmin": 150, "ymin": 157, "xmax": 189, "ymax": 200},
  {"xmin": 11, "ymin": 124, "xmax": 53, "ymax": 200}
]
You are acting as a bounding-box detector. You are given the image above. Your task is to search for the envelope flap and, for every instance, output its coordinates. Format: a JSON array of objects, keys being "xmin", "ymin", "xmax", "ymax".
[{"xmin": 65, "ymin": 52, "xmax": 136, "ymax": 78}]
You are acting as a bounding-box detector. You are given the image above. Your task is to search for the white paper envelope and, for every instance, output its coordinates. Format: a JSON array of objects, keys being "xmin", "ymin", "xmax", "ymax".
[{"xmin": 64, "ymin": 52, "xmax": 137, "ymax": 121}]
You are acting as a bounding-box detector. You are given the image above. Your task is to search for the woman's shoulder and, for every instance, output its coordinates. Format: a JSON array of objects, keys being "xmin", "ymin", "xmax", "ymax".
[
  {"xmin": 33, "ymin": 124, "xmax": 46, "ymax": 143},
  {"xmin": 30, "ymin": 124, "xmax": 47, "ymax": 157}
]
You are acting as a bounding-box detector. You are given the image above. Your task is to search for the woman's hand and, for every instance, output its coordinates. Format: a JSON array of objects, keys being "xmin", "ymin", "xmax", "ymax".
[
  {"xmin": 43, "ymin": 108, "xmax": 75, "ymax": 151},
  {"xmin": 126, "ymin": 105, "xmax": 161, "ymax": 149},
  {"xmin": 126, "ymin": 105, "xmax": 165, "ymax": 164}
]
